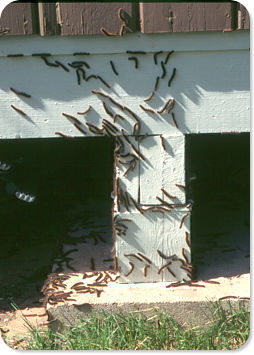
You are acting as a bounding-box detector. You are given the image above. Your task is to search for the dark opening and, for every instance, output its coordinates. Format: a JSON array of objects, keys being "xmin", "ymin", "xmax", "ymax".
[
  {"xmin": 185, "ymin": 133, "xmax": 250, "ymax": 280},
  {"xmin": 0, "ymin": 137, "xmax": 115, "ymax": 310}
]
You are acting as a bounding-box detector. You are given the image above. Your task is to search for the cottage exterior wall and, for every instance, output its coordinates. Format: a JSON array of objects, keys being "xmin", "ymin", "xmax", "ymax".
[{"xmin": 0, "ymin": 30, "xmax": 249, "ymax": 282}]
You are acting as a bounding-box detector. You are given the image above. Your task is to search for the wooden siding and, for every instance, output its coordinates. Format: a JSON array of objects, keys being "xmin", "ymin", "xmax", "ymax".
[
  {"xmin": 237, "ymin": 3, "xmax": 250, "ymax": 30},
  {"xmin": 38, "ymin": 2, "xmax": 61, "ymax": 36},
  {"xmin": 0, "ymin": 2, "xmax": 250, "ymax": 37},
  {"xmin": 140, "ymin": 2, "xmax": 237, "ymax": 33},
  {"xmin": 0, "ymin": 2, "xmax": 38, "ymax": 35},
  {"xmin": 54, "ymin": 2, "xmax": 138, "ymax": 36}
]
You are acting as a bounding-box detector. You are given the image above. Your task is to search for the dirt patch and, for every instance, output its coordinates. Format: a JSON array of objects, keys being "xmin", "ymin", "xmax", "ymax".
[{"xmin": 0, "ymin": 306, "xmax": 48, "ymax": 350}]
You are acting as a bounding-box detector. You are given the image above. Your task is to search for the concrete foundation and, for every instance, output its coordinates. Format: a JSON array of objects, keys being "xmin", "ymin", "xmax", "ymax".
[{"xmin": 45, "ymin": 272, "xmax": 249, "ymax": 331}]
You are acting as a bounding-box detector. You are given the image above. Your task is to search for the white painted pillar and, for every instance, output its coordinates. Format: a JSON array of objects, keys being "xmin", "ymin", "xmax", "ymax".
[{"xmin": 114, "ymin": 133, "xmax": 191, "ymax": 282}]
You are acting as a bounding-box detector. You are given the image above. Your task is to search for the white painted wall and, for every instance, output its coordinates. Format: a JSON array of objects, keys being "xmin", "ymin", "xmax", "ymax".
[
  {"xmin": 0, "ymin": 31, "xmax": 250, "ymax": 139},
  {"xmin": 0, "ymin": 31, "xmax": 249, "ymax": 282}
]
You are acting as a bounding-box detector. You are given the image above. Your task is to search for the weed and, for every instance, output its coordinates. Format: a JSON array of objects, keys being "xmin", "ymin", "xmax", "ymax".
[{"xmin": 7, "ymin": 301, "xmax": 250, "ymax": 350}]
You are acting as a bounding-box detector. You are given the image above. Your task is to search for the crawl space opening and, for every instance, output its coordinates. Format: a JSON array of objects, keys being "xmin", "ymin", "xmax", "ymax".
[
  {"xmin": 0, "ymin": 136, "xmax": 115, "ymax": 309},
  {"xmin": 185, "ymin": 133, "xmax": 250, "ymax": 280}
]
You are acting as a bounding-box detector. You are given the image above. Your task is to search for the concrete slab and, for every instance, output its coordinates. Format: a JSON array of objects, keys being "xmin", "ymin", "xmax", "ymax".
[{"xmin": 44, "ymin": 271, "xmax": 250, "ymax": 330}]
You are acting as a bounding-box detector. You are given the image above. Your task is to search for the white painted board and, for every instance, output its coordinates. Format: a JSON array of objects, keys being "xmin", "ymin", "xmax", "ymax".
[
  {"xmin": 0, "ymin": 31, "xmax": 249, "ymax": 56},
  {"xmin": 115, "ymin": 208, "xmax": 191, "ymax": 283},
  {"xmin": 139, "ymin": 134, "xmax": 185, "ymax": 205},
  {"xmin": 0, "ymin": 33, "xmax": 250, "ymax": 139}
]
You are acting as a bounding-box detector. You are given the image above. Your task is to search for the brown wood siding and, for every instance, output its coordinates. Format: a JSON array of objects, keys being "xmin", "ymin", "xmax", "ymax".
[
  {"xmin": 55, "ymin": 2, "xmax": 138, "ymax": 36},
  {"xmin": 140, "ymin": 2, "xmax": 237, "ymax": 33},
  {"xmin": 38, "ymin": 2, "xmax": 61, "ymax": 36},
  {"xmin": 0, "ymin": 2, "xmax": 249, "ymax": 37},
  {"xmin": 237, "ymin": 3, "xmax": 250, "ymax": 30},
  {"xmin": 0, "ymin": 2, "xmax": 38, "ymax": 35}
]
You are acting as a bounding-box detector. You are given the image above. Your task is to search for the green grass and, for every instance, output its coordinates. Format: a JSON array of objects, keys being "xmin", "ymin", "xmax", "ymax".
[{"xmin": 11, "ymin": 301, "xmax": 250, "ymax": 350}]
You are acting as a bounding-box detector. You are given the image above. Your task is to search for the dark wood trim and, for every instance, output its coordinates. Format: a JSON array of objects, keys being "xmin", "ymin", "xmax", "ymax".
[
  {"xmin": 0, "ymin": 2, "xmax": 39, "ymax": 35},
  {"xmin": 38, "ymin": 2, "xmax": 61, "ymax": 36},
  {"xmin": 237, "ymin": 2, "xmax": 250, "ymax": 30}
]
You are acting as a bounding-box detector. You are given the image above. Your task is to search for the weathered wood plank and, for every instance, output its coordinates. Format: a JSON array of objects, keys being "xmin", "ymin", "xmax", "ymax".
[
  {"xmin": 140, "ymin": 2, "xmax": 236, "ymax": 33},
  {"xmin": 0, "ymin": 2, "xmax": 38, "ymax": 36},
  {"xmin": 203, "ymin": 2, "xmax": 235, "ymax": 31},
  {"xmin": 38, "ymin": 2, "xmax": 61, "ymax": 36},
  {"xmin": 237, "ymin": 3, "xmax": 250, "ymax": 30},
  {"xmin": 56, "ymin": 2, "xmax": 137, "ymax": 36}
]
